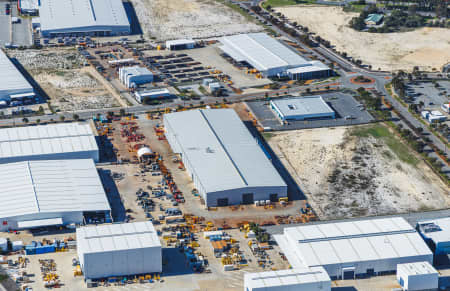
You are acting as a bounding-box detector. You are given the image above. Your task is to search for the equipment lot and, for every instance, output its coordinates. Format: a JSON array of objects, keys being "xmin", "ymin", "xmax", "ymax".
[
  {"xmin": 0, "ymin": 1, "xmax": 11, "ymax": 47},
  {"xmin": 407, "ymin": 80, "xmax": 450, "ymax": 110},
  {"xmin": 247, "ymin": 92, "xmax": 374, "ymax": 130}
]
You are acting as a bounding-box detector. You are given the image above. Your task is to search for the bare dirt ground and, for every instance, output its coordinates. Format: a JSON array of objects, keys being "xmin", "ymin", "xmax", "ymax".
[
  {"xmin": 130, "ymin": 0, "xmax": 262, "ymax": 41},
  {"xmin": 268, "ymin": 125, "xmax": 450, "ymax": 220},
  {"xmin": 7, "ymin": 49, "xmax": 119, "ymax": 111},
  {"xmin": 276, "ymin": 5, "xmax": 450, "ymax": 72}
]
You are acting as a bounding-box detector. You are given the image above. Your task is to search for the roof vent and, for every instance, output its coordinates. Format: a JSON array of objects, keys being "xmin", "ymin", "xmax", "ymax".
[{"xmin": 206, "ymin": 147, "xmax": 214, "ymax": 153}]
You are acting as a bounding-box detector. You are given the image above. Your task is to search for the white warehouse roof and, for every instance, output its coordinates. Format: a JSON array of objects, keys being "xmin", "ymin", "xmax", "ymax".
[
  {"xmin": 163, "ymin": 109, "xmax": 286, "ymax": 193},
  {"xmin": 244, "ymin": 267, "xmax": 331, "ymax": 291},
  {"xmin": 271, "ymin": 96, "xmax": 334, "ymax": 119},
  {"xmin": 166, "ymin": 39, "xmax": 195, "ymax": 47},
  {"xmin": 220, "ymin": 33, "xmax": 309, "ymax": 73},
  {"xmin": 0, "ymin": 159, "xmax": 110, "ymax": 220},
  {"xmin": 397, "ymin": 261, "xmax": 437, "ymax": 276},
  {"xmin": 0, "ymin": 122, "xmax": 98, "ymax": 163},
  {"xmin": 120, "ymin": 66, "xmax": 152, "ymax": 77},
  {"xmin": 39, "ymin": 0, "xmax": 130, "ymax": 34},
  {"xmin": 0, "ymin": 49, "xmax": 34, "ymax": 97},
  {"xmin": 77, "ymin": 221, "xmax": 160, "ymax": 254},
  {"xmin": 275, "ymin": 217, "xmax": 433, "ymax": 275}
]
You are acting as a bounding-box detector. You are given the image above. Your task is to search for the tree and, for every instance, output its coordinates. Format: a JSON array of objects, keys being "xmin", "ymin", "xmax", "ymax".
[
  {"xmin": 59, "ymin": 115, "xmax": 65, "ymax": 122},
  {"xmin": 36, "ymin": 119, "xmax": 41, "ymax": 124},
  {"xmin": 38, "ymin": 106, "xmax": 44, "ymax": 114},
  {"xmin": 73, "ymin": 114, "xmax": 80, "ymax": 121},
  {"xmin": 22, "ymin": 117, "xmax": 29, "ymax": 124},
  {"xmin": 119, "ymin": 108, "xmax": 126, "ymax": 116}
]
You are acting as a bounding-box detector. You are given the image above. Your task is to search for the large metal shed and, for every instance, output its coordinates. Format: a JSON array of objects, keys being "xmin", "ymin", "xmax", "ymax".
[
  {"xmin": 219, "ymin": 33, "xmax": 329, "ymax": 78},
  {"xmin": 0, "ymin": 49, "xmax": 35, "ymax": 102},
  {"xmin": 164, "ymin": 109, "xmax": 287, "ymax": 207},
  {"xmin": 0, "ymin": 159, "xmax": 111, "ymax": 231},
  {"xmin": 38, "ymin": 0, "xmax": 131, "ymax": 37},
  {"xmin": 0, "ymin": 122, "xmax": 99, "ymax": 164},
  {"xmin": 77, "ymin": 221, "xmax": 162, "ymax": 279},
  {"xmin": 275, "ymin": 217, "xmax": 433, "ymax": 280}
]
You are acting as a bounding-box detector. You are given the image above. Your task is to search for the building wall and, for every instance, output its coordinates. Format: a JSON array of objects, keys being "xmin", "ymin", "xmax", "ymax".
[
  {"xmin": 288, "ymin": 69, "xmax": 332, "ymax": 80},
  {"xmin": 41, "ymin": 25, "xmax": 130, "ymax": 37},
  {"xmin": 0, "ymin": 88, "xmax": 35, "ymax": 102},
  {"xmin": 397, "ymin": 270, "xmax": 438, "ymax": 291},
  {"xmin": 80, "ymin": 246, "xmax": 162, "ymax": 279},
  {"xmin": 0, "ymin": 211, "xmax": 83, "ymax": 232},
  {"xmin": 319, "ymin": 254, "xmax": 434, "ymax": 279},
  {"xmin": 0, "ymin": 149, "xmax": 99, "ymax": 165}
]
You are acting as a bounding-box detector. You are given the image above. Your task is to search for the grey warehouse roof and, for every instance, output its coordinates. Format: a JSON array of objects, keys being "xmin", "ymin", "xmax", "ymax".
[
  {"xmin": 0, "ymin": 159, "xmax": 110, "ymax": 220},
  {"xmin": 220, "ymin": 33, "xmax": 309, "ymax": 72},
  {"xmin": 271, "ymin": 96, "xmax": 334, "ymax": 118},
  {"xmin": 77, "ymin": 221, "xmax": 161, "ymax": 253},
  {"xmin": 275, "ymin": 217, "xmax": 432, "ymax": 269},
  {"xmin": 39, "ymin": 0, "xmax": 130, "ymax": 32},
  {"xmin": 121, "ymin": 66, "xmax": 152, "ymax": 76},
  {"xmin": 0, "ymin": 49, "xmax": 33, "ymax": 94},
  {"xmin": 0, "ymin": 122, "xmax": 98, "ymax": 162},
  {"xmin": 164, "ymin": 109, "xmax": 286, "ymax": 193},
  {"xmin": 245, "ymin": 267, "xmax": 330, "ymax": 289}
]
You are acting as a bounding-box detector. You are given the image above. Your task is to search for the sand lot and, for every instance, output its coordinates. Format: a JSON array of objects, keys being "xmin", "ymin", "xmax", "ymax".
[
  {"xmin": 8, "ymin": 49, "xmax": 119, "ymax": 111},
  {"xmin": 276, "ymin": 5, "xmax": 450, "ymax": 71},
  {"xmin": 130, "ymin": 0, "xmax": 261, "ymax": 41},
  {"xmin": 268, "ymin": 125, "xmax": 450, "ymax": 220}
]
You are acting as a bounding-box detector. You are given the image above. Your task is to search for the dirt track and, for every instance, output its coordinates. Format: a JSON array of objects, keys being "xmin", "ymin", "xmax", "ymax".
[{"xmin": 276, "ymin": 5, "xmax": 450, "ymax": 72}]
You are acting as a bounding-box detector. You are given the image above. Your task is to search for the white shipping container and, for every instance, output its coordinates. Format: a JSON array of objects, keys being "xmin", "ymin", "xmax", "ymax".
[
  {"xmin": 0, "ymin": 238, "xmax": 7, "ymax": 252},
  {"xmin": 12, "ymin": 241, "xmax": 23, "ymax": 251}
]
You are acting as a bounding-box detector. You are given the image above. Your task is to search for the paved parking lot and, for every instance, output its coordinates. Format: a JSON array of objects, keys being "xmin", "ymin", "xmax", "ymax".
[
  {"xmin": 407, "ymin": 81, "xmax": 450, "ymax": 110},
  {"xmin": 247, "ymin": 92, "xmax": 374, "ymax": 130},
  {"xmin": 0, "ymin": 1, "xmax": 11, "ymax": 47},
  {"xmin": 11, "ymin": 3, "xmax": 32, "ymax": 46}
]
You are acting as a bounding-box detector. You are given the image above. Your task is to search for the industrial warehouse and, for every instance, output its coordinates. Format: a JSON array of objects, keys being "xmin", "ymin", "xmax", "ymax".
[
  {"xmin": 76, "ymin": 221, "xmax": 162, "ymax": 279},
  {"xmin": 38, "ymin": 0, "xmax": 131, "ymax": 37},
  {"xmin": 244, "ymin": 267, "xmax": 331, "ymax": 291},
  {"xmin": 0, "ymin": 123, "xmax": 99, "ymax": 164},
  {"xmin": 417, "ymin": 217, "xmax": 450, "ymax": 260},
  {"xmin": 119, "ymin": 66, "xmax": 154, "ymax": 89},
  {"xmin": 0, "ymin": 159, "xmax": 111, "ymax": 232},
  {"xmin": 275, "ymin": 217, "xmax": 433, "ymax": 279},
  {"xmin": 164, "ymin": 109, "xmax": 287, "ymax": 207},
  {"xmin": 270, "ymin": 96, "xmax": 335, "ymax": 121},
  {"xmin": 0, "ymin": 49, "xmax": 35, "ymax": 103},
  {"xmin": 219, "ymin": 33, "xmax": 331, "ymax": 79}
]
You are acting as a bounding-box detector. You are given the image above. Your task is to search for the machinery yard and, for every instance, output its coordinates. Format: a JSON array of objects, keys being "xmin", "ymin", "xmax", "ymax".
[
  {"xmin": 267, "ymin": 124, "xmax": 450, "ymax": 219},
  {"xmin": 130, "ymin": 0, "xmax": 261, "ymax": 41}
]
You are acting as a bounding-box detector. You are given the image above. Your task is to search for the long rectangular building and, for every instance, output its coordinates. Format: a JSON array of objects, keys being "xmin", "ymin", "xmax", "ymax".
[
  {"xmin": 271, "ymin": 96, "xmax": 335, "ymax": 121},
  {"xmin": 164, "ymin": 109, "xmax": 287, "ymax": 207},
  {"xmin": 219, "ymin": 33, "xmax": 330, "ymax": 79},
  {"xmin": 38, "ymin": 0, "xmax": 131, "ymax": 37},
  {"xmin": 0, "ymin": 122, "xmax": 99, "ymax": 164},
  {"xmin": 0, "ymin": 159, "xmax": 111, "ymax": 231},
  {"xmin": 77, "ymin": 221, "xmax": 162, "ymax": 279},
  {"xmin": 275, "ymin": 217, "xmax": 433, "ymax": 279},
  {"xmin": 0, "ymin": 49, "xmax": 34, "ymax": 102},
  {"xmin": 244, "ymin": 267, "xmax": 331, "ymax": 291}
]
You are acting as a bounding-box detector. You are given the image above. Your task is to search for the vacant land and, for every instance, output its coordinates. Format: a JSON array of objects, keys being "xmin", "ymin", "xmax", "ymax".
[
  {"xmin": 276, "ymin": 5, "xmax": 450, "ymax": 71},
  {"xmin": 130, "ymin": 0, "xmax": 261, "ymax": 41},
  {"xmin": 268, "ymin": 124, "xmax": 450, "ymax": 219},
  {"xmin": 8, "ymin": 49, "xmax": 119, "ymax": 111}
]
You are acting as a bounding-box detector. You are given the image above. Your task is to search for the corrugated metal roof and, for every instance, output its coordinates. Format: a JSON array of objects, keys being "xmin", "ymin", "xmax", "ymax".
[
  {"xmin": 271, "ymin": 96, "xmax": 334, "ymax": 118},
  {"xmin": 275, "ymin": 217, "xmax": 432, "ymax": 269},
  {"xmin": 164, "ymin": 109, "xmax": 286, "ymax": 193},
  {"xmin": 77, "ymin": 221, "xmax": 161, "ymax": 253},
  {"xmin": 220, "ymin": 33, "xmax": 309, "ymax": 72},
  {"xmin": 286, "ymin": 60, "xmax": 330, "ymax": 74},
  {"xmin": 245, "ymin": 267, "xmax": 330, "ymax": 289},
  {"xmin": 0, "ymin": 49, "xmax": 34, "ymax": 95},
  {"xmin": 121, "ymin": 66, "xmax": 152, "ymax": 77},
  {"xmin": 0, "ymin": 159, "xmax": 110, "ymax": 219},
  {"xmin": 397, "ymin": 261, "xmax": 437, "ymax": 276},
  {"xmin": 39, "ymin": 0, "xmax": 130, "ymax": 32},
  {"xmin": 0, "ymin": 123, "xmax": 97, "ymax": 160}
]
